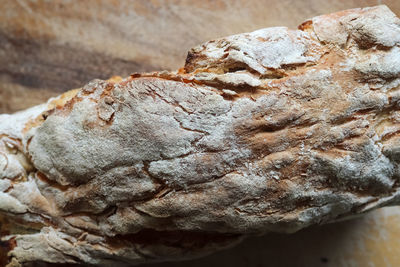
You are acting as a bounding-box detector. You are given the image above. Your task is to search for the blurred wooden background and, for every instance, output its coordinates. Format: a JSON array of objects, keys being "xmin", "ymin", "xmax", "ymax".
[{"xmin": 1, "ymin": 0, "xmax": 400, "ymax": 266}]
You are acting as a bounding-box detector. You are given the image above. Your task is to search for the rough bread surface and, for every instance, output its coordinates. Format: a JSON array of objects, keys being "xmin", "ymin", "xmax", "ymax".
[{"xmin": 1, "ymin": 5, "xmax": 400, "ymax": 266}]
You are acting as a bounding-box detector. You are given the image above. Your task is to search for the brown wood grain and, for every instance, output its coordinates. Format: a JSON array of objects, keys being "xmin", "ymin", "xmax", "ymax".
[{"xmin": 1, "ymin": 0, "xmax": 399, "ymax": 113}]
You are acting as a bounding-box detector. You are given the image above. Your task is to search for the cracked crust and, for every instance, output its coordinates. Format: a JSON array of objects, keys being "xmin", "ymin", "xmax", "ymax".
[{"xmin": 1, "ymin": 5, "xmax": 400, "ymax": 266}]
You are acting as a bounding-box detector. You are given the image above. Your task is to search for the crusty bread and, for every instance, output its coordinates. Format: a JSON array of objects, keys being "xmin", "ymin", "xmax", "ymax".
[{"xmin": 1, "ymin": 5, "xmax": 400, "ymax": 266}]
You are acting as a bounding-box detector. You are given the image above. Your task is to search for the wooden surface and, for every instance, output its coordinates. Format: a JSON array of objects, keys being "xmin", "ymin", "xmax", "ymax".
[
  {"xmin": 1, "ymin": 1, "xmax": 400, "ymax": 266},
  {"xmin": 148, "ymin": 207, "xmax": 400, "ymax": 267},
  {"xmin": 1, "ymin": 0, "xmax": 400, "ymax": 114}
]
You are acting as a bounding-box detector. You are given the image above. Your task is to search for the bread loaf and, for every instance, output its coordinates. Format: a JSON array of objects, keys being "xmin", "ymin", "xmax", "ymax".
[{"xmin": 1, "ymin": 5, "xmax": 400, "ymax": 266}]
